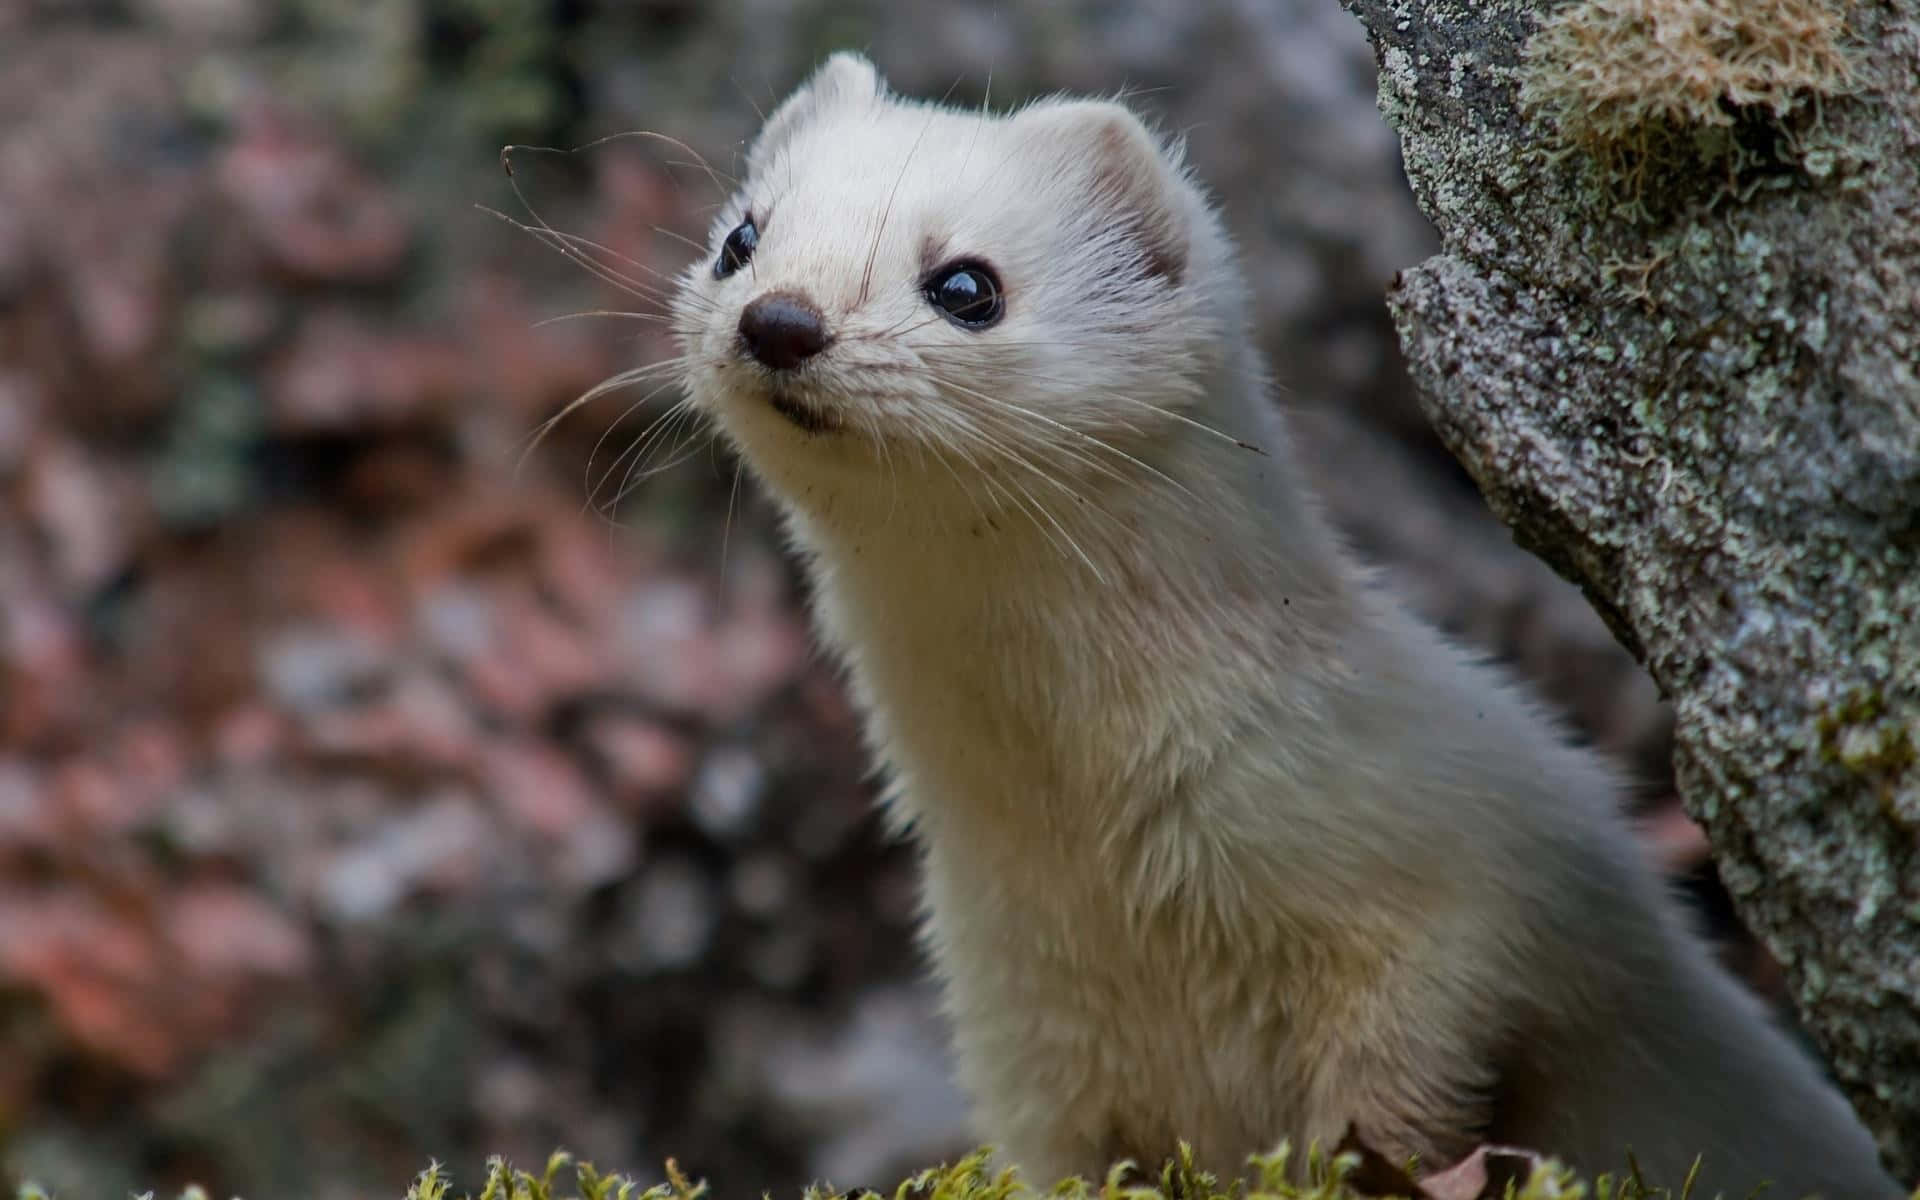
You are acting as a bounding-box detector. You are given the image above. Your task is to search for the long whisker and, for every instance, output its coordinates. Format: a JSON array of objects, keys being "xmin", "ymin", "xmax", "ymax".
[
  {"xmin": 868, "ymin": 406, "xmax": 902, "ymax": 529},
  {"xmin": 966, "ymin": 401, "xmax": 1143, "ymax": 499},
  {"xmin": 582, "ymin": 378, "xmax": 687, "ymax": 501},
  {"xmin": 969, "ymin": 422, "xmax": 1139, "ymax": 552},
  {"xmin": 480, "ymin": 203, "xmax": 711, "ymax": 316},
  {"xmin": 497, "ymin": 146, "xmax": 678, "ymax": 288},
  {"xmin": 930, "ymin": 401, "xmax": 1138, "ymax": 559},
  {"xmin": 609, "ymin": 394, "xmax": 704, "ymax": 499},
  {"xmin": 720, "ymin": 454, "xmax": 746, "ymax": 575},
  {"xmin": 587, "ymin": 394, "xmax": 694, "ymax": 512},
  {"xmin": 590, "ymin": 417, "xmax": 685, "ymax": 521},
  {"xmin": 928, "ymin": 373, "xmax": 1195, "ymax": 500},
  {"xmin": 1002, "ymin": 464, "xmax": 1105, "ymax": 581},
  {"xmin": 652, "ymin": 225, "xmax": 708, "ymax": 255},
  {"xmin": 531, "ymin": 226, "xmax": 710, "ymax": 303},
  {"xmin": 515, "ymin": 357, "xmax": 689, "ymax": 477},
  {"xmin": 610, "ymin": 419, "xmax": 718, "ymax": 511},
  {"xmin": 899, "ymin": 410, "xmax": 995, "ymax": 535},
  {"xmin": 729, "ymin": 72, "xmax": 769, "ymax": 125},
  {"xmin": 860, "ymin": 88, "xmax": 955, "ymax": 307},
  {"xmin": 487, "ymin": 146, "xmax": 724, "ymax": 319},
  {"xmin": 533, "ymin": 309, "xmax": 680, "ymax": 328},
  {"xmin": 508, "ymin": 217, "xmax": 715, "ymax": 312},
  {"xmin": 539, "ymin": 130, "xmax": 738, "ymax": 195},
  {"xmin": 917, "ymin": 354, "xmax": 1268, "ymax": 455},
  {"xmin": 936, "ymin": 420, "xmax": 1081, "ymax": 572},
  {"xmin": 620, "ymin": 393, "xmax": 717, "ymax": 497}
]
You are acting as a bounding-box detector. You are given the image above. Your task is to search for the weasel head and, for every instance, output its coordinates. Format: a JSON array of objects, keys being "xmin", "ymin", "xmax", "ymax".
[{"xmin": 672, "ymin": 52, "xmax": 1238, "ymax": 539}]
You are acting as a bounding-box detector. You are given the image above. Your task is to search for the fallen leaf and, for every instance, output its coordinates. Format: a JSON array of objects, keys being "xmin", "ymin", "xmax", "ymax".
[
  {"xmin": 217, "ymin": 110, "xmax": 410, "ymax": 285},
  {"xmin": 1420, "ymin": 1145, "xmax": 1545, "ymax": 1200}
]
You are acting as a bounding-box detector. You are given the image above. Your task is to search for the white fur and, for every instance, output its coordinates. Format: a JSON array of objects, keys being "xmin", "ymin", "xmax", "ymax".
[{"xmin": 670, "ymin": 53, "xmax": 1898, "ymax": 1196}]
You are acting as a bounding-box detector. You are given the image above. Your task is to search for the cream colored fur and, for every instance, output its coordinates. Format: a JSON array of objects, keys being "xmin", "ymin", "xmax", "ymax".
[{"xmin": 669, "ymin": 53, "xmax": 1899, "ymax": 1197}]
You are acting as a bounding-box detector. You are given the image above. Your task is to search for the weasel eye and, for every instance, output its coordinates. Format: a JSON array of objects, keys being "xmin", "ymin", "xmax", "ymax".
[
  {"xmin": 714, "ymin": 217, "xmax": 758, "ymax": 279},
  {"xmin": 925, "ymin": 262, "xmax": 1003, "ymax": 329}
]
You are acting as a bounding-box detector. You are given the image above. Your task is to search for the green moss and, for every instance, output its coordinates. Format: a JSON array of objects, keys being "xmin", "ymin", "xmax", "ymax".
[
  {"xmin": 392, "ymin": 1146, "xmax": 1587, "ymax": 1200},
  {"xmin": 23, "ymin": 1142, "xmax": 1920, "ymax": 1200}
]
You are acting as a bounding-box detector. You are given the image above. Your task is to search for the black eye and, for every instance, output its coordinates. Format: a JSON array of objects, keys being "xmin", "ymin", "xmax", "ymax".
[
  {"xmin": 924, "ymin": 262, "xmax": 1004, "ymax": 328},
  {"xmin": 714, "ymin": 216, "xmax": 758, "ymax": 279}
]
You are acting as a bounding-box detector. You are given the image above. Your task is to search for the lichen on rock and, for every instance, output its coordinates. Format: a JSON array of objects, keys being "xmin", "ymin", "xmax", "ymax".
[{"xmin": 1341, "ymin": 0, "xmax": 1920, "ymax": 1178}]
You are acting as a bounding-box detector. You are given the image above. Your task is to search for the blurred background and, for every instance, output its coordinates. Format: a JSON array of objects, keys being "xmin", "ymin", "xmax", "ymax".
[{"xmin": 0, "ymin": 1, "xmax": 1741, "ymax": 1196}]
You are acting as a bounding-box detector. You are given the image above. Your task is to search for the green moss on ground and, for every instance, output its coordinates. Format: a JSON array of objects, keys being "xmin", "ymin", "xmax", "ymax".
[
  {"xmin": 395, "ymin": 1147, "xmax": 1581, "ymax": 1200},
  {"xmin": 32, "ymin": 1143, "xmax": 1914, "ymax": 1200}
]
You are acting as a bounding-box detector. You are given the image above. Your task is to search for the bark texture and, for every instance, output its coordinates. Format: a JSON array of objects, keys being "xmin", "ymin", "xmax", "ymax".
[{"xmin": 1337, "ymin": 0, "xmax": 1920, "ymax": 1178}]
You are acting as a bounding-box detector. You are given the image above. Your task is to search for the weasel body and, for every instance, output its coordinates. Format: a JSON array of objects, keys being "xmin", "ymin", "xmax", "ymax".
[{"xmin": 669, "ymin": 54, "xmax": 1898, "ymax": 1196}]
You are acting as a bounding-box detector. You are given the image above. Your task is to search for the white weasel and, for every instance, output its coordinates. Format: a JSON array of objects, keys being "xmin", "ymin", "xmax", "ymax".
[{"xmin": 669, "ymin": 53, "xmax": 1899, "ymax": 1197}]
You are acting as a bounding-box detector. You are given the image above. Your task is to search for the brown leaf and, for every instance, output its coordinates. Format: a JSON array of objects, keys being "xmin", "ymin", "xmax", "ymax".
[
  {"xmin": 585, "ymin": 714, "xmax": 695, "ymax": 808},
  {"xmin": 0, "ymin": 891, "xmax": 177, "ymax": 1077},
  {"xmin": 1334, "ymin": 1128, "xmax": 1549, "ymax": 1200},
  {"xmin": 217, "ymin": 111, "xmax": 410, "ymax": 285},
  {"xmin": 1419, "ymin": 1145, "xmax": 1547, "ymax": 1200},
  {"xmin": 269, "ymin": 312, "xmax": 463, "ymax": 434},
  {"xmin": 483, "ymin": 741, "xmax": 599, "ymax": 840},
  {"xmin": 168, "ymin": 881, "xmax": 312, "ymax": 978}
]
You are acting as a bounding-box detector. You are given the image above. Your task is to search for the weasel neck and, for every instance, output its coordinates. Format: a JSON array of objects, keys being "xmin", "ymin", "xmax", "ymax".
[{"xmin": 783, "ymin": 377, "xmax": 1362, "ymax": 836}]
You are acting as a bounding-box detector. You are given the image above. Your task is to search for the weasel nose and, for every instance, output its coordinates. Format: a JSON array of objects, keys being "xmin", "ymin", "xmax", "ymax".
[{"xmin": 739, "ymin": 291, "xmax": 831, "ymax": 370}]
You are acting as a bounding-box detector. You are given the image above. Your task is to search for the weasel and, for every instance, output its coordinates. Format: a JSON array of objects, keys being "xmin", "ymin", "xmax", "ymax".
[{"xmin": 668, "ymin": 53, "xmax": 1900, "ymax": 1197}]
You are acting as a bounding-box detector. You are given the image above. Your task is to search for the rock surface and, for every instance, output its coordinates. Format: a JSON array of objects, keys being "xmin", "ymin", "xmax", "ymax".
[{"xmin": 1340, "ymin": 0, "xmax": 1920, "ymax": 1174}]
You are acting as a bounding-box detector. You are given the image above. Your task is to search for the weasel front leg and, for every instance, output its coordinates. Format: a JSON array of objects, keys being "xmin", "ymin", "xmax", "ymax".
[{"xmin": 1295, "ymin": 1003, "xmax": 1503, "ymax": 1176}]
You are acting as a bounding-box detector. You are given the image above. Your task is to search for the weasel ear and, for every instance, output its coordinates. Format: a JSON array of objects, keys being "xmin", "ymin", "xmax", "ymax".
[
  {"xmin": 749, "ymin": 52, "xmax": 887, "ymax": 171},
  {"xmin": 1015, "ymin": 100, "xmax": 1190, "ymax": 285}
]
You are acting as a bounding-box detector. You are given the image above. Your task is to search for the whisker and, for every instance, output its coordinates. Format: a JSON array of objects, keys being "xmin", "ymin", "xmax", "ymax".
[
  {"xmin": 720, "ymin": 454, "xmax": 746, "ymax": 575},
  {"xmin": 935, "ymin": 405, "xmax": 1136, "ymax": 563},
  {"xmin": 590, "ymin": 410, "xmax": 686, "ymax": 518},
  {"xmin": 928, "ymin": 372, "xmax": 1195, "ymax": 500},
  {"xmin": 586, "ymin": 394, "xmax": 692, "ymax": 511},
  {"xmin": 916, "ymin": 355, "xmax": 1268, "ymax": 455},
  {"xmin": 582, "ymin": 379, "xmax": 687, "ymax": 503},
  {"xmin": 861, "ymin": 95, "xmax": 950, "ymax": 306},
  {"xmin": 524, "ymin": 223, "xmax": 713, "ymax": 310},
  {"xmin": 532, "ymin": 309, "xmax": 679, "ymax": 328},
  {"xmin": 480, "ymin": 203, "xmax": 713, "ymax": 315},
  {"xmin": 515, "ymin": 358, "xmax": 689, "ymax": 478},
  {"xmin": 959, "ymin": 70, "xmax": 991, "ymax": 180},
  {"xmin": 610, "ymin": 414, "xmax": 715, "ymax": 510},
  {"xmin": 868, "ymin": 406, "xmax": 902, "ymax": 529},
  {"xmin": 652, "ymin": 225, "xmax": 708, "ymax": 255},
  {"xmin": 1003, "ymin": 465, "xmax": 1105, "ymax": 581},
  {"xmin": 982, "ymin": 430, "xmax": 1137, "ymax": 551},
  {"xmin": 485, "ymin": 148, "xmax": 723, "ymax": 318},
  {"xmin": 554, "ymin": 130, "xmax": 737, "ymax": 194},
  {"xmin": 936, "ymin": 421, "xmax": 1079, "ymax": 570},
  {"xmin": 613, "ymin": 392, "xmax": 703, "ymax": 489},
  {"xmin": 900, "ymin": 410, "xmax": 995, "ymax": 535},
  {"xmin": 730, "ymin": 72, "xmax": 769, "ymax": 124}
]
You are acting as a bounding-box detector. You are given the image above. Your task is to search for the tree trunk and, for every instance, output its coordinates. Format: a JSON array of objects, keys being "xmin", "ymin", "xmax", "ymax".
[{"xmin": 1336, "ymin": 0, "xmax": 1920, "ymax": 1178}]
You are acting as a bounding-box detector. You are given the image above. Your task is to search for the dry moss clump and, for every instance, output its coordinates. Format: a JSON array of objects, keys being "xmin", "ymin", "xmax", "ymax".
[
  {"xmin": 1518, "ymin": 0, "xmax": 1859, "ymax": 207},
  {"xmin": 1520, "ymin": 0, "xmax": 1856, "ymax": 135}
]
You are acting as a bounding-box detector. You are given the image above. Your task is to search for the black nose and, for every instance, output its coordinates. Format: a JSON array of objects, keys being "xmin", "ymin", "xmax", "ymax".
[{"xmin": 738, "ymin": 291, "xmax": 831, "ymax": 370}]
